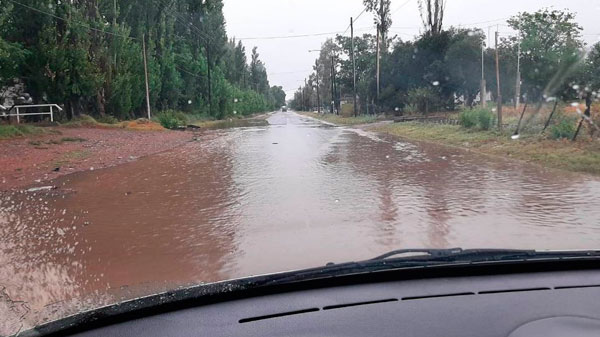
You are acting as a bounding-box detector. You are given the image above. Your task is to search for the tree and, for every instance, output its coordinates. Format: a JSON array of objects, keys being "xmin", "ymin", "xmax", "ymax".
[
  {"xmin": 418, "ymin": 0, "xmax": 446, "ymax": 36},
  {"xmin": 0, "ymin": 0, "xmax": 277, "ymax": 120},
  {"xmin": 363, "ymin": 0, "xmax": 392, "ymax": 51},
  {"xmin": 445, "ymin": 29, "xmax": 485, "ymax": 106},
  {"xmin": 269, "ymin": 86, "xmax": 286, "ymax": 108},
  {"xmin": 507, "ymin": 8, "xmax": 584, "ymax": 100},
  {"xmin": 250, "ymin": 47, "xmax": 270, "ymax": 96}
]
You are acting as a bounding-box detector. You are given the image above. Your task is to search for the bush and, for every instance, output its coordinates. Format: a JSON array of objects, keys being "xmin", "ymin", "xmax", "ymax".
[
  {"xmin": 61, "ymin": 114, "xmax": 99, "ymax": 127},
  {"xmin": 155, "ymin": 110, "xmax": 187, "ymax": 129},
  {"xmin": 476, "ymin": 108, "xmax": 495, "ymax": 130},
  {"xmin": 459, "ymin": 109, "xmax": 478, "ymax": 128},
  {"xmin": 459, "ymin": 107, "xmax": 495, "ymax": 130},
  {"xmin": 96, "ymin": 115, "xmax": 119, "ymax": 124},
  {"xmin": 407, "ymin": 87, "xmax": 439, "ymax": 114},
  {"xmin": 550, "ymin": 118, "xmax": 576, "ymax": 140}
]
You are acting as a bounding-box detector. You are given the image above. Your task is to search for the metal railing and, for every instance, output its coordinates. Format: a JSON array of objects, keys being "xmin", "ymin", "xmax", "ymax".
[{"xmin": 0, "ymin": 104, "xmax": 62, "ymax": 123}]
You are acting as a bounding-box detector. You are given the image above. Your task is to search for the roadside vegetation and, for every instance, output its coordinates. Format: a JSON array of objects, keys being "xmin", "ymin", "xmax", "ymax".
[
  {"xmin": 288, "ymin": 2, "xmax": 600, "ymax": 176},
  {"xmin": 0, "ymin": 124, "xmax": 45, "ymax": 139},
  {"xmin": 0, "ymin": 0, "xmax": 285, "ymax": 125},
  {"xmin": 373, "ymin": 121, "xmax": 600, "ymax": 176},
  {"xmin": 299, "ymin": 112, "xmax": 379, "ymax": 126}
]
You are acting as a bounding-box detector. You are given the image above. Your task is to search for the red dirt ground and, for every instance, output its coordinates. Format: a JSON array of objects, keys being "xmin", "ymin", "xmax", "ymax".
[{"xmin": 0, "ymin": 127, "xmax": 193, "ymax": 191}]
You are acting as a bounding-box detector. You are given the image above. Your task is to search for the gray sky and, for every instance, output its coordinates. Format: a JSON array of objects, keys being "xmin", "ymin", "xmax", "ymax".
[{"xmin": 223, "ymin": 0, "xmax": 600, "ymax": 97}]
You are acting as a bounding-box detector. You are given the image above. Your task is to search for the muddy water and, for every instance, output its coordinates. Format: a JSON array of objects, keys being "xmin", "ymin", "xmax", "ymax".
[{"xmin": 2, "ymin": 111, "xmax": 600, "ymax": 333}]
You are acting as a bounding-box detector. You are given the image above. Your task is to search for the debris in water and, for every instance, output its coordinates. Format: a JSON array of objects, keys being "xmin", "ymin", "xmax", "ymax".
[{"xmin": 26, "ymin": 186, "xmax": 55, "ymax": 193}]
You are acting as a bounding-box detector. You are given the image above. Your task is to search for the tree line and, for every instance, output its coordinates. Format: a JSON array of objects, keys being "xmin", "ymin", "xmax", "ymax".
[
  {"xmin": 291, "ymin": 1, "xmax": 599, "ymax": 116},
  {"xmin": 0, "ymin": 0, "xmax": 286, "ymax": 121}
]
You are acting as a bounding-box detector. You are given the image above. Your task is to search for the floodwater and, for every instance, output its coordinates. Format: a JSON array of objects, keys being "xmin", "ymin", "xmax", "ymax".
[{"xmin": 2, "ymin": 111, "xmax": 600, "ymax": 333}]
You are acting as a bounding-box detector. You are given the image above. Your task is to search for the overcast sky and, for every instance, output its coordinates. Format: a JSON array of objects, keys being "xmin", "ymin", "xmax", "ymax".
[{"xmin": 223, "ymin": 0, "xmax": 600, "ymax": 97}]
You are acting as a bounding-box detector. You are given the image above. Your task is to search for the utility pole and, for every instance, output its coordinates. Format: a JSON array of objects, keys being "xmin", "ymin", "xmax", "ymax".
[
  {"xmin": 351, "ymin": 17, "xmax": 357, "ymax": 116},
  {"xmin": 315, "ymin": 60, "xmax": 321, "ymax": 114},
  {"xmin": 495, "ymin": 29, "xmax": 502, "ymax": 129},
  {"xmin": 142, "ymin": 33, "xmax": 151, "ymax": 120},
  {"xmin": 304, "ymin": 78, "xmax": 308, "ymax": 111},
  {"xmin": 206, "ymin": 42, "xmax": 212, "ymax": 115},
  {"xmin": 515, "ymin": 35, "xmax": 521, "ymax": 109},
  {"xmin": 300, "ymin": 85, "xmax": 304, "ymax": 112},
  {"xmin": 376, "ymin": 23, "xmax": 381, "ymax": 102},
  {"xmin": 330, "ymin": 54, "xmax": 335, "ymax": 114},
  {"xmin": 481, "ymin": 42, "xmax": 486, "ymax": 107}
]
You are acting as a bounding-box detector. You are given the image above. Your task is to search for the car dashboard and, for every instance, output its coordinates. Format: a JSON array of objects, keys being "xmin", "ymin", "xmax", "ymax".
[{"xmin": 60, "ymin": 266, "xmax": 600, "ymax": 337}]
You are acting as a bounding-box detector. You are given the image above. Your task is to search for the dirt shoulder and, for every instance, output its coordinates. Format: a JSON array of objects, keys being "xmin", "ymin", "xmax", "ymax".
[
  {"xmin": 0, "ymin": 126, "xmax": 193, "ymax": 191},
  {"xmin": 301, "ymin": 111, "xmax": 600, "ymax": 176},
  {"xmin": 369, "ymin": 122, "xmax": 600, "ymax": 176}
]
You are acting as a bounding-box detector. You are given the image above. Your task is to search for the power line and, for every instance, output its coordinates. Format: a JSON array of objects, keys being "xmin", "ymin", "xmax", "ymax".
[
  {"xmin": 342, "ymin": 7, "xmax": 367, "ymax": 36},
  {"xmin": 238, "ymin": 27, "xmax": 373, "ymax": 41},
  {"xmin": 175, "ymin": 65, "xmax": 205, "ymax": 79},
  {"xmin": 7, "ymin": 0, "xmax": 136, "ymax": 40},
  {"xmin": 238, "ymin": 30, "xmax": 347, "ymax": 41},
  {"xmin": 392, "ymin": 0, "xmax": 413, "ymax": 15}
]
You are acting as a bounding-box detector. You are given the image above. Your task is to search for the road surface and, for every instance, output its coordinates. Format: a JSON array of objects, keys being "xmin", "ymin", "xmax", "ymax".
[{"xmin": 2, "ymin": 111, "xmax": 600, "ymax": 333}]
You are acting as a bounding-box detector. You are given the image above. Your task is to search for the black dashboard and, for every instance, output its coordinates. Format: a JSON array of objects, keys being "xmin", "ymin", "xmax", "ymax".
[{"xmin": 62, "ymin": 267, "xmax": 600, "ymax": 337}]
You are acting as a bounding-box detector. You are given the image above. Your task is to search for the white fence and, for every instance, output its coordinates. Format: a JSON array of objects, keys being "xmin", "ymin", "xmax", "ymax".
[{"xmin": 0, "ymin": 104, "xmax": 62, "ymax": 123}]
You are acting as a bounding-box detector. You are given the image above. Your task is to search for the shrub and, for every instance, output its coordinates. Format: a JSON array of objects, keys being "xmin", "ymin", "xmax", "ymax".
[
  {"xmin": 96, "ymin": 115, "xmax": 119, "ymax": 124},
  {"xmin": 459, "ymin": 107, "xmax": 495, "ymax": 130},
  {"xmin": 476, "ymin": 108, "xmax": 495, "ymax": 130},
  {"xmin": 407, "ymin": 87, "xmax": 439, "ymax": 114},
  {"xmin": 403, "ymin": 104, "xmax": 418, "ymax": 114},
  {"xmin": 155, "ymin": 110, "xmax": 187, "ymax": 129},
  {"xmin": 459, "ymin": 109, "xmax": 478, "ymax": 128},
  {"xmin": 550, "ymin": 118, "xmax": 576, "ymax": 140},
  {"xmin": 61, "ymin": 114, "xmax": 99, "ymax": 128}
]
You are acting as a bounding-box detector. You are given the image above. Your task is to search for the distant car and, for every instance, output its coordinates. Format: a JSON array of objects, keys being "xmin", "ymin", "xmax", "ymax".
[{"xmin": 281, "ymin": 106, "xmax": 287, "ymax": 112}]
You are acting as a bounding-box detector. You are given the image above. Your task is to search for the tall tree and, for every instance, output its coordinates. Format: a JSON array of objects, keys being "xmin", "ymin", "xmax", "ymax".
[
  {"xmin": 507, "ymin": 8, "xmax": 584, "ymax": 100},
  {"xmin": 418, "ymin": 0, "xmax": 446, "ymax": 36},
  {"xmin": 363, "ymin": 0, "xmax": 392, "ymax": 51}
]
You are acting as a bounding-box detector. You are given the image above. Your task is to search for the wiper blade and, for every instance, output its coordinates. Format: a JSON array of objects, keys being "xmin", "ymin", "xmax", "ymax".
[
  {"xmin": 368, "ymin": 248, "xmax": 600, "ymax": 264},
  {"xmin": 370, "ymin": 248, "xmax": 468, "ymax": 260}
]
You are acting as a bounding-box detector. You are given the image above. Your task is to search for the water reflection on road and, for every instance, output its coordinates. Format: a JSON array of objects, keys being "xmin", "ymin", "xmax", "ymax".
[{"xmin": 2, "ymin": 111, "xmax": 600, "ymax": 331}]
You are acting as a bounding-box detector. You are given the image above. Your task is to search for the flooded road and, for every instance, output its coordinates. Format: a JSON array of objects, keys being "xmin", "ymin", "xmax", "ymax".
[{"xmin": 2, "ymin": 111, "xmax": 600, "ymax": 332}]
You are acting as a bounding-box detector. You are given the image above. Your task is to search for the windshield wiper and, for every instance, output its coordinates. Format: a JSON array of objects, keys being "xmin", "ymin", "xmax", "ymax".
[{"xmin": 366, "ymin": 248, "xmax": 600, "ymax": 265}]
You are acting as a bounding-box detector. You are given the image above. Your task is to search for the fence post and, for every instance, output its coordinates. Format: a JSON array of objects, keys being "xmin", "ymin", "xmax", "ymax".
[
  {"xmin": 16, "ymin": 107, "xmax": 20, "ymax": 124},
  {"xmin": 50, "ymin": 106, "xmax": 54, "ymax": 122}
]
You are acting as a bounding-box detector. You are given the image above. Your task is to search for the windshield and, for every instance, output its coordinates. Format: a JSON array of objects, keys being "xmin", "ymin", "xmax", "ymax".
[{"xmin": 2, "ymin": 0, "xmax": 600, "ymax": 335}]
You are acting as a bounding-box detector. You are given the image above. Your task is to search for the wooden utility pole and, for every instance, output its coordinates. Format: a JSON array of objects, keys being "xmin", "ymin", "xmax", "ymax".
[
  {"xmin": 315, "ymin": 60, "xmax": 321, "ymax": 114},
  {"xmin": 142, "ymin": 33, "xmax": 151, "ymax": 120},
  {"xmin": 351, "ymin": 17, "xmax": 357, "ymax": 116},
  {"xmin": 304, "ymin": 78, "xmax": 307, "ymax": 111},
  {"xmin": 376, "ymin": 24, "xmax": 381, "ymax": 102},
  {"xmin": 206, "ymin": 43, "xmax": 212, "ymax": 115},
  {"xmin": 515, "ymin": 36, "xmax": 521, "ymax": 109},
  {"xmin": 330, "ymin": 54, "xmax": 335, "ymax": 114},
  {"xmin": 481, "ymin": 42, "xmax": 486, "ymax": 107},
  {"xmin": 495, "ymin": 30, "xmax": 502, "ymax": 129},
  {"xmin": 300, "ymin": 86, "xmax": 304, "ymax": 112}
]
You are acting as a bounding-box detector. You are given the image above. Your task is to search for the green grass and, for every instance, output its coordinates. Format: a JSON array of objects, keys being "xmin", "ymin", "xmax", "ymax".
[
  {"xmin": 60, "ymin": 136, "xmax": 86, "ymax": 142},
  {"xmin": 0, "ymin": 125, "xmax": 45, "ymax": 139},
  {"xmin": 373, "ymin": 122, "xmax": 600, "ymax": 176}
]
